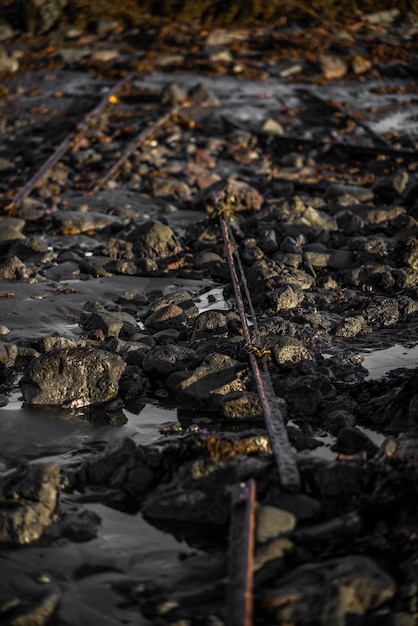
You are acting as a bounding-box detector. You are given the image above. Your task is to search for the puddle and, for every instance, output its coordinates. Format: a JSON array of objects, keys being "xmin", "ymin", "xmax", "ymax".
[{"xmin": 363, "ymin": 343, "xmax": 418, "ymax": 380}]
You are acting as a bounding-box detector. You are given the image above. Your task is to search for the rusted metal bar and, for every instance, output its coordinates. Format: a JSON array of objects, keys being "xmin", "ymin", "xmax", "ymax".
[
  {"xmin": 90, "ymin": 105, "xmax": 179, "ymax": 192},
  {"xmin": 227, "ymin": 479, "xmax": 256, "ymax": 626},
  {"xmin": 9, "ymin": 73, "xmax": 134, "ymax": 210},
  {"xmin": 219, "ymin": 215, "xmax": 301, "ymax": 492}
]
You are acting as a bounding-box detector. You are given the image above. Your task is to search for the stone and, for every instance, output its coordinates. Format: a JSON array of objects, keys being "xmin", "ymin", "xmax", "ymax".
[
  {"xmin": 0, "ymin": 45, "xmax": 19, "ymax": 73},
  {"xmin": 0, "ymin": 21, "xmax": 14, "ymax": 41},
  {"xmin": 142, "ymin": 345, "xmax": 200, "ymax": 378},
  {"xmin": 261, "ymin": 556, "xmax": 395, "ymax": 622},
  {"xmin": 167, "ymin": 352, "xmax": 246, "ymax": 408},
  {"xmin": 126, "ymin": 220, "xmax": 183, "ymax": 266},
  {"xmin": 80, "ymin": 307, "xmax": 139, "ymax": 338},
  {"xmin": 0, "ymin": 464, "xmax": 59, "ymax": 544},
  {"xmin": 319, "ymin": 53, "xmax": 348, "ymax": 80},
  {"xmin": 144, "ymin": 304, "xmax": 188, "ymax": 334},
  {"xmin": 335, "ymin": 427, "xmax": 379, "ymax": 458},
  {"xmin": 256, "ymin": 505, "xmax": 297, "ymax": 543},
  {"xmin": 25, "ymin": 0, "xmax": 67, "ymax": 33},
  {"xmin": 190, "ymin": 310, "xmax": 229, "ymax": 343},
  {"xmin": 222, "ymin": 391, "xmax": 264, "ymax": 421},
  {"xmin": 19, "ymin": 346, "xmax": 126, "ymax": 408},
  {"xmin": 272, "ymin": 336, "xmax": 312, "ymax": 364},
  {"xmin": 196, "ymin": 177, "xmax": 263, "ymax": 215}
]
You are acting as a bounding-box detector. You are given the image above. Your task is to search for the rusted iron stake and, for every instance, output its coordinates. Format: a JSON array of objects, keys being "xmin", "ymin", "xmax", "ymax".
[
  {"xmin": 91, "ymin": 106, "xmax": 178, "ymax": 192},
  {"xmin": 10, "ymin": 73, "xmax": 134, "ymax": 209},
  {"xmin": 220, "ymin": 215, "xmax": 301, "ymax": 492},
  {"xmin": 227, "ymin": 479, "xmax": 256, "ymax": 626}
]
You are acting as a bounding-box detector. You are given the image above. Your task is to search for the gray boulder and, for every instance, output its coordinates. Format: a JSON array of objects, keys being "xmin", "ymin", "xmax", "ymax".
[{"xmin": 20, "ymin": 346, "xmax": 126, "ymax": 407}]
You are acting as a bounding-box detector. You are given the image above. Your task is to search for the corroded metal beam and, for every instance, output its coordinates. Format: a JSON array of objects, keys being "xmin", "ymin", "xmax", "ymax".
[
  {"xmin": 91, "ymin": 106, "xmax": 178, "ymax": 192},
  {"xmin": 10, "ymin": 73, "xmax": 134, "ymax": 209},
  {"xmin": 219, "ymin": 214, "xmax": 301, "ymax": 492},
  {"xmin": 227, "ymin": 479, "xmax": 256, "ymax": 626}
]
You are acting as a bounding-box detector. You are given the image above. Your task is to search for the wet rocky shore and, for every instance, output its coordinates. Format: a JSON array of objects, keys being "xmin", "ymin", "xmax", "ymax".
[{"xmin": 1, "ymin": 3, "xmax": 418, "ymax": 625}]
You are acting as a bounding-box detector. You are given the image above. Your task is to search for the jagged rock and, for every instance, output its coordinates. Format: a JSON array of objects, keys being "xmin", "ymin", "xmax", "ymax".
[
  {"xmin": 19, "ymin": 346, "xmax": 126, "ymax": 407},
  {"xmin": 260, "ymin": 555, "xmax": 395, "ymax": 623},
  {"xmin": 126, "ymin": 220, "xmax": 183, "ymax": 266},
  {"xmin": 142, "ymin": 344, "xmax": 200, "ymax": 378},
  {"xmin": 272, "ymin": 336, "xmax": 312, "ymax": 364},
  {"xmin": 80, "ymin": 306, "xmax": 139, "ymax": 338},
  {"xmin": 0, "ymin": 464, "xmax": 59, "ymax": 545},
  {"xmin": 166, "ymin": 352, "xmax": 247, "ymax": 408},
  {"xmin": 195, "ymin": 177, "xmax": 263, "ymax": 214}
]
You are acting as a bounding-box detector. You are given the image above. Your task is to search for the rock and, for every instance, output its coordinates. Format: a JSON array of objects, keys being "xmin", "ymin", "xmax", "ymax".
[
  {"xmin": 254, "ymin": 538, "xmax": 294, "ymax": 572},
  {"xmin": 363, "ymin": 8, "xmax": 400, "ymax": 24},
  {"xmin": 0, "ymin": 21, "xmax": 14, "ymax": 41},
  {"xmin": 272, "ymin": 336, "xmax": 312, "ymax": 364},
  {"xmin": 261, "ymin": 119, "xmax": 285, "ymax": 135},
  {"xmin": 142, "ymin": 345, "xmax": 200, "ymax": 378},
  {"xmin": 0, "ymin": 464, "xmax": 59, "ymax": 544},
  {"xmin": 144, "ymin": 304, "xmax": 188, "ymax": 334},
  {"xmin": 195, "ymin": 177, "xmax": 264, "ymax": 215},
  {"xmin": 0, "ymin": 156, "xmax": 14, "ymax": 171},
  {"xmin": 161, "ymin": 82, "xmax": 188, "ymax": 105},
  {"xmin": 205, "ymin": 46, "xmax": 233, "ymax": 63},
  {"xmin": 25, "ymin": 0, "xmax": 68, "ymax": 34},
  {"xmin": 373, "ymin": 170, "xmax": 413, "ymax": 202},
  {"xmin": 0, "ymin": 256, "xmax": 33, "ymax": 279},
  {"xmin": 167, "ymin": 352, "xmax": 246, "ymax": 408},
  {"xmin": 0, "ymin": 221, "xmax": 26, "ymax": 241},
  {"xmin": 52, "ymin": 209, "xmax": 121, "ymax": 233},
  {"xmin": 10, "ymin": 593, "xmax": 60, "ymax": 626},
  {"xmin": 80, "ymin": 306, "xmax": 138, "ymax": 339},
  {"xmin": 188, "ymin": 83, "xmax": 219, "ymax": 107},
  {"xmin": 126, "ymin": 220, "xmax": 183, "ymax": 267},
  {"xmin": 90, "ymin": 17, "xmax": 121, "ymax": 37},
  {"xmin": 222, "ymin": 391, "xmax": 264, "ymax": 421},
  {"xmin": 335, "ymin": 427, "xmax": 379, "ymax": 458},
  {"xmin": 190, "ymin": 310, "xmax": 229, "ymax": 344},
  {"xmin": 19, "ymin": 346, "xmax": 126, "ymax": 408},
  {"xmin": 326, "ymin": 409, "xmax": 356, "ymax": 436},
  {"xmin": 256, "ymin": 505, "xmax": 297, "ymax": 543},
  {"xmin": 0, "ymin": 44, "xmax": 19, "ymax": 73},
  {"xmin": 318, "ymin": 53, "xmax": 348, "ymax": 80},
  {"xmin": 148, "ymin": 290, "xmax": 199, "ymax": 321},
  {"xmin": 261, "ymin": 556, "xmax": 395, "ymax": 622}
]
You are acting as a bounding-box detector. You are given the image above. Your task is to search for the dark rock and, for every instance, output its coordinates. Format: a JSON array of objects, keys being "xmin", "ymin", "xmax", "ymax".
[
  {"xmin": 25, "ymin": 0, "xmax": 67, "ymax": 33},
  {"xmin": 221, "ymin": 391, "xmax": 264, "ymax": 421},
  {"xmin": 272, "ymin": 336, "xmax": 312, "ymax": 365},
  {"xmin": 260, "ymin": 556, "xmax": 395, "ymax": 623},
  {"xmin": 166, "ymin": 352, "xmax": 246, "ymax": 408},
  {"xmin": 144, "ymin": 304, "xmax": 188, "ymax": 334},
  {"xmin": 126, "ymin": 220, "xmax": 183, "ymax": 267},
  {"xmin": 142, "ymin": 344, "xmax": 200, "ymax": 378},
  {"xmin": 326, "ymin": 409, "xmax": 356, "ymax": 436},
  {"xmin": 80, "ymin": 306, "xmax": 139, "ymax": 338},
  {"xmin": 335, "ymin": 427, "xmax": 379, "ymax": 458},
  {"xmin": 19, "ymin": 346, "xmax": 126, "ymax": 408},
  {"xmin": 195, "ymin": 177, "xmax": 263, "ymax": 214},
  {"xmin": 190, "ymin": 310, "xmax": 229, "ymax": 344},
  {"xmin": 0, "ymin": 464, "xmax": 59, "ymax": 544}
]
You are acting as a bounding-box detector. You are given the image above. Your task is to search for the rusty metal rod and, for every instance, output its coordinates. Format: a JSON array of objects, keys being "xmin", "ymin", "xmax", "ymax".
[
  {"xmin": 10, "ymin": 73, "xmax": 134, "ymax": 209},
  {"xmin": 227, "ymin": 479, "xmax": 256, "ymax": 626},
  {"xmin": 90, "ymin": 105, "xmax": 179, "ymax": 192},
  {"xmin": 219, "ymin": 215, "xmax": 301, "ymax": 491}
]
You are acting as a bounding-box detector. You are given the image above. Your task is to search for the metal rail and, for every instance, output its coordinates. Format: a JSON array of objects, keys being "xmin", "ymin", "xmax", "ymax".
[
  {"xmin": 8, "ymin": 73, "xmax": 134, "ymax": 210},
  {"xmin": 90, "ymin": 106, "xmax": 179, "ymax": 192},
  {"xmin": 227, "ymin": 480, "xmax": 256, "ymax": 626},
  {"xmin": 219, "ymin": 211, "xmax": 301, "ymax": 492}
]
